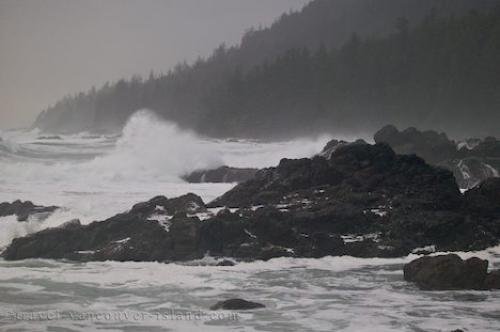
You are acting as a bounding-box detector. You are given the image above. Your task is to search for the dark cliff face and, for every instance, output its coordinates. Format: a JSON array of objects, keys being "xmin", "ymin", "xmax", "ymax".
[
  {"xmin": 4, "ymin": 142, "xmax": 499, "ymax": 263},
  {"xmin": 33, "ymin": 0, "xmax": 500, "ymax": 138}
]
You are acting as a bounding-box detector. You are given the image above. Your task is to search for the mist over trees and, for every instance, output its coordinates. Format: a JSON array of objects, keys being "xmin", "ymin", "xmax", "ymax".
[{"xmin": 34, "ymin": 0, "xmax": 500, "ymax": 139}]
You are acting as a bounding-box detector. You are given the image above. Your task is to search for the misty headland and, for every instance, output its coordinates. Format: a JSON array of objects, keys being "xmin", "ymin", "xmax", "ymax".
[
  {"xmin": 1, "ymin": 1, "xmax": 500, "ymax": 331},
  {"xmin": 33, "ymin": 0, "xmax": 500, "ymax": 140}
]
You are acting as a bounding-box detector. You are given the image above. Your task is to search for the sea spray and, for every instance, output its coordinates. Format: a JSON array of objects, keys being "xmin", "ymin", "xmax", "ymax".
[
  {"xmin": 0, "ymin": 110, "xmax": 338, "ymax": 248},
  {"xmin": 82, "ymin": 110, "xmax": 224, "ymax": 182}
]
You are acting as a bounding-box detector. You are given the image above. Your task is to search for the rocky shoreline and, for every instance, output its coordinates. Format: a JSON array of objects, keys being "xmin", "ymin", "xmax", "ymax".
[
  {"xmin": 374, "ymin": 125, "xmax": 500, "ymax": 189},
  {"xmin": 2, "ymin": 138, "xmax": 499, "ymax": 265},
  {"xmin": 182, "ymin": 125, "xmax": 500, "ymax": 190}
]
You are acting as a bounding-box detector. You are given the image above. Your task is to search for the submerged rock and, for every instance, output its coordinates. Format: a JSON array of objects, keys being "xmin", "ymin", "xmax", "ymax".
[
  {"xmin": 0, "ymin": 200, "xmax": 58, "ymax": 222},
  {"xmin": 403, "ymin": 254, "xmax": 500, "ymax": 290},
  {"xmin": 210, "ymin": 299, "xmax": 265, "ymax": 310},
  {"xmin": 183, "ymin": 166, "xmax": 258, "ymax": 183}
]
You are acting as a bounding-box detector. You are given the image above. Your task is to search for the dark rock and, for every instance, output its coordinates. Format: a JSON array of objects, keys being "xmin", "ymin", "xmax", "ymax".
[
  {"xmin": 58, "ymin": 219, "xmax": 81, "ymax": 229},
  {"xmin": 169, "ymin": 216, "xmax": 202, "ymax": 260},
  {"xmin": 318, "ymin": 139, "xmax": 349, "ymax": 159},
  {"xmin": 259, "ymin": 245, "xmax": 294, "ymax": 261},
  {"xmin": 0, "ymin": 200, "xmax": 58, "ymax": 221},
  {"xmin": 2, "ymin": 200, "xmax": 205, "ymax": 262},
  {"xmin": 484, "ymin": 270, "xmax": 500, "ymax": 289},
  {"xmin": 2, "ymin": 214, "xmax": 172, "ymax": 261},
  {"xmin": 210, "ymin": 299, "xmax": 265, "ymax": 310},
  {"xmin": 464, "ymin": 177, "xmax": 500, "ymax": 214},
  {"xmin": 309, "ymin": 233, "xmax": 345, "ymax": 258},
  {"xmin": 216, "ymin": 259, "xmax": 235, "ymax": 266},
  {"xmin": 374, "ymin": 125, "xmax": 456, "ymax": 164},
  {"xmin": 130, "ymin": 193, "xmax": 206, "ymax": 217},
  {"xmin": 442, "ymin": 158, "xmax": 499, "ymax": 189},
  {"xmin": 374, "ymin": 125, "xmax": 500, "ymax": 189},
  {"xmin": 4, "ymin": 142, "xmax": 500, "ymax": 263},
  {"xmin": 130, "ymin": 195, "xmax": 169, "ymax": 217},
  {"xmin": 208, "ymin": 156, "xmax": 344, "ymax": 208},
  {"xmin": 199, "ymin": 210, "xmax": 252, "ymax": 258},
  {"xmin": 164, "ymin": 193, "xmax": 207, "ymax": 215},
  {"xmin": 403, "ymin": 254, "xmax": 491, "ymax": 290},
  {"xmin": 183, "ymin": 166, "xmax": 258, "ymax": 183}
]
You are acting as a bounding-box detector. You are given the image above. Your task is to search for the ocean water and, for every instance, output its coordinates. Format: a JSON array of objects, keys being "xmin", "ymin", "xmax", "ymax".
[{"xmin": 0, "ymin": 110, "xmax": 498, "ymax": 331}]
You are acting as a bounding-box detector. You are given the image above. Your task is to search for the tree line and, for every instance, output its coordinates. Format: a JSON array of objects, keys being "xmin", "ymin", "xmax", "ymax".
[{"xmin": 35, "ymin": 0, "xmax": 500, "ymax": 138}]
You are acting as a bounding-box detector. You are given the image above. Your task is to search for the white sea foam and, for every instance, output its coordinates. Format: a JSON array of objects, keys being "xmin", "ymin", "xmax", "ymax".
[
  {"xmin": 0, "ymin": 110, "xmax": 335, "ymax": 249},
  {"xmin": 0, "ymin": 245, "xmax": 499, "ymax": 331},
  {"xmin": 2, "ymin": 111, "xmax": 498, "ymax": 331}
]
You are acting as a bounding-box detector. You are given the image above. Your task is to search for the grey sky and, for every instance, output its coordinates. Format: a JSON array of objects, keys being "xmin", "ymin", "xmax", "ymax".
[{"xmin": 0, "ymin": 0, "xmax": 310, "ymax": 129}]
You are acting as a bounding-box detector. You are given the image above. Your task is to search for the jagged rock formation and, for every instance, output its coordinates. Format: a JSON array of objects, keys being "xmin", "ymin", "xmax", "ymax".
[
  {"xmin": 374, "ymin": 125, "xmax": 500, "ymax": 189},
  {"xmin": 3, "ymin": 143, "xmax": 499, "ymax": 263},
  {"xmin": 2, "ymin": 194, "xmax": 207, "ymax": 262}
]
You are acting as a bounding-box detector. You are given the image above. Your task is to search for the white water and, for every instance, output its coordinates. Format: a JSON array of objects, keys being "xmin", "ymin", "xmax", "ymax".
[
  {"xmin": 1, "ymin": 110, "xmax": 498, "ymax": 331},
  {"xmin": 0, "ymin": 110, "xmax": 333, "ymax": 248}
]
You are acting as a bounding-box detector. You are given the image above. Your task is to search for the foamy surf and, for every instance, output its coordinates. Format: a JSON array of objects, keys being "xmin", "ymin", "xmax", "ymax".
[
  {"xmin": 0, "ymin": 246, "xmax": 499, "ymax": 331},
  {"xmin": 2, "ymin": 110, "xmax": 498, "ymax": 332},
  {"xmin": 0, "ymin": 110, "xmax": 336, "ymax": 249}
]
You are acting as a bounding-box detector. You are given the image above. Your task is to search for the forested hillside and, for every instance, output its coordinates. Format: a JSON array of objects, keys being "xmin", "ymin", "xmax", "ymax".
[{"xmin": 34, "ymin": 0, "xmax": 500, "ymax": 138}]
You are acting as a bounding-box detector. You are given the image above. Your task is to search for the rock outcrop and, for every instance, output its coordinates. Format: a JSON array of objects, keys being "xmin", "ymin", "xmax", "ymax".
[
  {"xmin": 182, "ymin": 166, "xmax": 258, "ymax": 183},
  {"xmin": 374, "ymin": 125, "xmax": 500, "ymax": 189},
  {"xmin": 404, "ymin": 254, "xmax": 500, "ymax": 290},
  {"xmin": 0, "ymin": 200, "xmax": 58, "ymax": 221},
  {"xmin": 2, "ymin": 194, "xmax": 205, "ymax": 262},
  {"xmin": 373, "ymin": 125, "xmax": 456, "ymax": 164},
  {"xmin": 3, "ymin": 143, "xmax": 500, "ymax": 262}
]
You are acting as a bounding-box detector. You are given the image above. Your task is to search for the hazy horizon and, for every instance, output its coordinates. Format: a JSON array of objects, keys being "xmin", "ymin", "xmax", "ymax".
[{"xmin": 0, "ymin": 0, "xmax": 309, "ymax": 130}]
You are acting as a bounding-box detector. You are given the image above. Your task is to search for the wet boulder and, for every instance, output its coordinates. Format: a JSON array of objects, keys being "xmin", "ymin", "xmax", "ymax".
[{"xmin": 403, "ymin": 254, "xmax": 494, "ymax": 290}]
